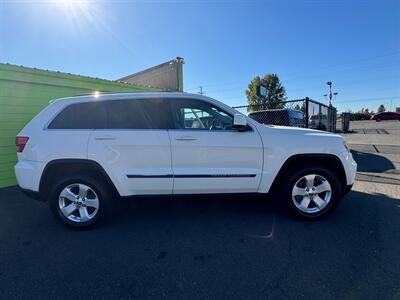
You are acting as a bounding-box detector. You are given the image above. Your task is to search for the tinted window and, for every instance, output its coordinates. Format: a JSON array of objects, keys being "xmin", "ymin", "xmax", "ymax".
[
  {"xmin": 48, "ymin": 98, "xmax": 173, "ymax": 129},
  {"xmin": 106, "ymin": 99, "xmax": 173, "ymax": 129},
  {"xmin": 48, "ymin": 102, "xmax": 107, "ymax": 129},
  {"xmin": 171, "ymin": 99, "xmax": 233, "ymax": 130}
]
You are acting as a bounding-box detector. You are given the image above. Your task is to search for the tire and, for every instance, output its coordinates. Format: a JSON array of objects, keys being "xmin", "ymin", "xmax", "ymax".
[
  {"xmin": 48, "ymin": 174, "xmax": 115, "ymax": 228},
  {"xmin": 280, "ymin": 164, "xmax": 342, "ymax": 219}
]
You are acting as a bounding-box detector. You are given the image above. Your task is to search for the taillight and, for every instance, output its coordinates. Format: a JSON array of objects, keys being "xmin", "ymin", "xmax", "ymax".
[{"xmin": 16, "ymin": 136, "xmax": 29, "ymax": 153}]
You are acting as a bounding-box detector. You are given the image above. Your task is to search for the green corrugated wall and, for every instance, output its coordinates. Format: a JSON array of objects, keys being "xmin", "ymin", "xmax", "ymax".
[{"xmin": 0, "ymin": 63, "xmax": 155, "ymax": 188}]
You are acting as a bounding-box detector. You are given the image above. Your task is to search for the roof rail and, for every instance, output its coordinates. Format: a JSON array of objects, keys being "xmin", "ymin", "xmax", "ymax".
[
  {"xmin": 72, "ymin": 90, "xmax": 181, "ymax": 97},
  {"xmin": 47, "ymin": 90, "xmax": 186, "ymax": 104}
]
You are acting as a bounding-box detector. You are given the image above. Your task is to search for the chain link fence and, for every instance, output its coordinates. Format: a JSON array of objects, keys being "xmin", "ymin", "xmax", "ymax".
[{"xmin": 232, "ymin": 97, "xmax": 337, "ymax": 132}]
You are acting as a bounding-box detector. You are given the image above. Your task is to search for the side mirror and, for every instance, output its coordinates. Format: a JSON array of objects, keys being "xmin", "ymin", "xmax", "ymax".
[{"xmin": 233, "ymin": 114, "xmax": 248, "ymax": 131}]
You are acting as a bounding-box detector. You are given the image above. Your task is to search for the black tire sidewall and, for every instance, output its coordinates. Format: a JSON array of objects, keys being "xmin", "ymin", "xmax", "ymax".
[
  {"xmin": 48, "ymin": 175, "xmax": 112, "ymax": 228},
  {"xmin": 283, "ymin": 166, "xmax": 342, "ymax": 219}
]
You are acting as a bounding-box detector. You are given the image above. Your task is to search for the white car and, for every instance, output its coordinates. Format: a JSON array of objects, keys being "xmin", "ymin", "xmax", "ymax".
[{"xmin": 15, "ymin": 92, "xmax": 357, "ymax": 227}]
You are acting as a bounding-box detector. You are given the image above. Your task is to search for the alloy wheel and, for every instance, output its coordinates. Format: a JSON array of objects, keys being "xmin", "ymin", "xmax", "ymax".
[
  {"xmin": 291, "ymin": 174, "xmax": 332, "ymax": 214},
  {"xmin": 58, "ymin": 183, "xmax": 99, "ymax": 223}
]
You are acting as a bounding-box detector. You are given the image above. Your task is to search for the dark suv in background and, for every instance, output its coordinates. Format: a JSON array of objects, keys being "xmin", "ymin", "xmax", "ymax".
[{"xmin": 248, "ymin": 109, "xmax": 305, "ymax": 127}]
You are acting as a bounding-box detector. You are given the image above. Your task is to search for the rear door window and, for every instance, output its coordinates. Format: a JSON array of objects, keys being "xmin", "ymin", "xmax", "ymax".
[{"xmin": 106, "ymin": 99, "xmax": 173, "ymax": 129}]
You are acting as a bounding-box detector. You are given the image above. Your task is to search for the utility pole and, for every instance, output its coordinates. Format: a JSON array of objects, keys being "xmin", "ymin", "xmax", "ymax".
[
  {"xmin": 198, "ymin": 86, "xmax": 204, "ymax": 95},
  {"xmin": 323, "ymin": 81, "xmax": 338, "ymax": 106}
]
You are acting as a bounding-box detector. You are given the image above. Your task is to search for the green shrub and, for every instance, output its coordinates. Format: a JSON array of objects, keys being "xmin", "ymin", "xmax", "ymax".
[{"xmin": 348, "ymin": 112, "xmax": 372, "ymax": 121}]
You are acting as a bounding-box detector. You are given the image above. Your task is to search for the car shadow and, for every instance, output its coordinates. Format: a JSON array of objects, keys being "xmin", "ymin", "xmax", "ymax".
[{"xmin": 350, "ymin": 149, "xmax": 395, "ymax": 173}]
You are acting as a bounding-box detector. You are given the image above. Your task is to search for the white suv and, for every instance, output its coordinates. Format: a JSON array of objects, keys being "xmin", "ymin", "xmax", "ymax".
[{"xmin": 15, "ymin": 92, "xmax": 357, "ymax": 227}]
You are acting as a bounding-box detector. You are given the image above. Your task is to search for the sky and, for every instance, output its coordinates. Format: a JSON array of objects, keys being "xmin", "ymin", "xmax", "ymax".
[{"xmin": 0, "ymin": 0, "xmax": 399, "ymax": 113}]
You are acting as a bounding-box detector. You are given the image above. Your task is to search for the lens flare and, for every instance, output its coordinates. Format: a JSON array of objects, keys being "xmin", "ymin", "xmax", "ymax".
[
  {"xmin": 54, "ymin": 0, "xmax": 89, "ymax": 11},
  {"xmin": 51, "ymin": 0, "xmax": 90, "ymax": 20}
]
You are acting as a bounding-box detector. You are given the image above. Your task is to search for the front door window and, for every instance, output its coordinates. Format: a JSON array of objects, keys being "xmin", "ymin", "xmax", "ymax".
[{"xmin": 173, "ymin": 100, "xmax": 234, "ymax": 130}]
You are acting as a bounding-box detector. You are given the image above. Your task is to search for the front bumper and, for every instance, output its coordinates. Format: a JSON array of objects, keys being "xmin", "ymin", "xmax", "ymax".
[
  {"xmin": 347, "ymin": 153, "xmax": 357, "ymax": 184},
  {"xmin": 344, "ymin": 184, "xmax": 353, "ymax": 195},
  {"xmin": 340, "ymin": 150, "xmax": 357, "ymax": 186}
]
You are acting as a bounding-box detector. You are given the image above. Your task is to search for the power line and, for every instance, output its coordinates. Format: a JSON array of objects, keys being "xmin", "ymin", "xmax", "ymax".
[
  {"xmin": 291, "ymin": 75, "xmax": 400, "ymax": 93},
  {"xmin": 335, "ymin": 96, "xmax": 400, "ymax": 104},
  {"xmin": 184, "ymin": 49, "xmax": 400, "ymax": 92},
  {"xmin": 222, "ymin": 95, "xmax": 400, "ymax": 105},
  {"xmin": 186, "ymin": 62, "xmax": 399, "ymax": 95},
  {"xmin": 191, "ymin": 63, "xmax": 399, "ymax": 95},
  {"xmin": 282, "ymin": 50, "xmax": 400, "ymax": 79}
]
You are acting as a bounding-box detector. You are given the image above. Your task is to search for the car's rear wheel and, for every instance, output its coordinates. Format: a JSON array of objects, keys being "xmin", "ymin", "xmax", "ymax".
[
  {"xmin": 281, "ymin": 165, "xmax": 342, "ymax": 219},
  {"xmin": 49, "ymin": 175, "xmax": 114, "ymax": 228}
]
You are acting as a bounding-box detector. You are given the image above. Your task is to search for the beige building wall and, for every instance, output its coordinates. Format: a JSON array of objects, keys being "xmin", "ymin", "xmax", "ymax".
[{"xmin": 118, "ymin": 57, "xmax": 184, "ymax": 92}]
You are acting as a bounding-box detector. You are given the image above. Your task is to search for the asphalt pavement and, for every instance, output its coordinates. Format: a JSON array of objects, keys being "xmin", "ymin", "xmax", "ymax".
[{"xmin": 0, "ymin": 186, "xmax": 399, "ymax": 300}]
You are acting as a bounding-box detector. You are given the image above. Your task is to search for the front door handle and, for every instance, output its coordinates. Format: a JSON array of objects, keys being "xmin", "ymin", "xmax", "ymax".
[
  {"xmin": 95, "ymin": 135, "xmax": 116, "ymax": 140},
  {"xmin": 175, "ymin": 136, "xmax": 197, "ymax": 141}
]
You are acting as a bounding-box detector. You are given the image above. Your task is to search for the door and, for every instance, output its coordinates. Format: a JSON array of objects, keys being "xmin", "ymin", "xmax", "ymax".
[
  {"xmin": 168, "ymin": 98, "xmax": 263, "ymax": 194},
  {"xmin": 87, "ymin": 98, "xmax": 174, "ymax": 196}
]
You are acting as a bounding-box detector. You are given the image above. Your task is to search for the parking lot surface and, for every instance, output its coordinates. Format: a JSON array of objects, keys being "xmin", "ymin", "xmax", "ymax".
[
  {"xmin": 343, "ymin": 120, "xmax": 400, "ymax": 198},
  {"xmin": 0, "ymin": 120, "xmax": 399, "ymax": 300}
]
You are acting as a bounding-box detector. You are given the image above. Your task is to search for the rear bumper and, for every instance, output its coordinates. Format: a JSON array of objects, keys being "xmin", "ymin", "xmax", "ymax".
[
  {"xmin": 20, "ymin": 188, "xmax": 44, "ymax": 201},
  {"xmin": 14, "ymin": 161, "xmax": 45, "ymax": 192}
]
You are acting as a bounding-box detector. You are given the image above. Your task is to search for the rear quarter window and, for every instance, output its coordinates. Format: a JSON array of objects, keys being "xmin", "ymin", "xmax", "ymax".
[{"xmin": 48, "ymin": 102, "xmax": 107, "ymax": 129}]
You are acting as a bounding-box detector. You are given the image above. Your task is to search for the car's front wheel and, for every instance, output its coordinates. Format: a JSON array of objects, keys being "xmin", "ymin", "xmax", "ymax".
[
  {"xmin": 49, "ymin": 175, "xmax": 114, "ymax": 228},
  {"xmin": 282, "ymin": 165, "xmax": 342, "ymax": 219}
]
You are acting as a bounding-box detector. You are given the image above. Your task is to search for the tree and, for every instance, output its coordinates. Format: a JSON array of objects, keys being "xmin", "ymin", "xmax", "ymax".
[
  {"xmin": 245, "ymin": 74, "xmax": 286, "ymax": 111},
  {"xmin": 378, "ymin": 104, "xmax": 386, "ymax": 113},
  {"xmin": 357, "ymin": 108, "xmax": 370, "ymax": 114},
  {"xmin": 294, "ymin": 103, "xmax": 305, "ymax": 113}
]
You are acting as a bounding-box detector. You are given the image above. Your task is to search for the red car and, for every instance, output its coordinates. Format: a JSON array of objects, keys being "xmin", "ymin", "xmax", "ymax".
[{"xmin": 370, "ymin": 112, "xmax": 400, "ymax": 121}]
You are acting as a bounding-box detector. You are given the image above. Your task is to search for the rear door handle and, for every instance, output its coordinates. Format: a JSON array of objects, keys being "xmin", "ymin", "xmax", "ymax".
[
  {"xmin": 95, "ymin": 135, "xmax": 116, "ymax": 140},
  {"xmin": 175, "ymin": 136, "xmax": 197, "ymax": 141}
]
